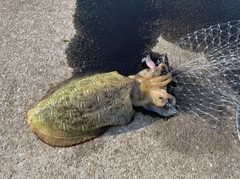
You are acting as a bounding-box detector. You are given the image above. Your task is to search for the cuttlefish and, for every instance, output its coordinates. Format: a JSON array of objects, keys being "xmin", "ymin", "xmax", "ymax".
[{"xmin": 27, "ymin": 56, "xmax": 176, "ymax": 147}]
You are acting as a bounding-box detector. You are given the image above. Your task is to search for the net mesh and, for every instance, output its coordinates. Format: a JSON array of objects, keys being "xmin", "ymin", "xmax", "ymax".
[{"xmin": 160, "ymin": 20, "xmax": 240, "ymax": 135}]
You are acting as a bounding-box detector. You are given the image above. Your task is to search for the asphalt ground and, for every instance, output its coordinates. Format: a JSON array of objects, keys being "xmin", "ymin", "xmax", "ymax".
[{"xmin": 1, "ymin": 1, "xmax": 239, "ymax": 178}]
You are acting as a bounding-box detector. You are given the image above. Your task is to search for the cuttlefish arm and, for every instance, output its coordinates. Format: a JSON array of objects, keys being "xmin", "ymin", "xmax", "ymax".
[
  {"xmin": 142, "ymin": 55, "xmax": 169, "ymax": 77},
  {"xmin": 142, "ymin": 55, "xmax": 157, "ymax": 77}
]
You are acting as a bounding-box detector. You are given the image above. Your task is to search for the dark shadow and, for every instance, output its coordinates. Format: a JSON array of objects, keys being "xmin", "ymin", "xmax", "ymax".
[
  {"xmin": 66, "ymin": 0, "xmax": 161, "ymax": 76},
  {"xmin": 66, "ymin": 0, "xmax": 240, "ymax": 76}
]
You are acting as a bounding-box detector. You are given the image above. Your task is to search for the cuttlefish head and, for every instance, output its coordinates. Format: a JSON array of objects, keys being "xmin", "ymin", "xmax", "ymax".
[{"xmin": 129, "ymin": 55, "xmax": 177, "ymax": 117}]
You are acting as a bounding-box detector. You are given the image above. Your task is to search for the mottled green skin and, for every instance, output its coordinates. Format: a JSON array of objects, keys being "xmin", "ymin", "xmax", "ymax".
[{"xmin": 27, "ymin": 71, "xmax": 134, "ymax": 147}]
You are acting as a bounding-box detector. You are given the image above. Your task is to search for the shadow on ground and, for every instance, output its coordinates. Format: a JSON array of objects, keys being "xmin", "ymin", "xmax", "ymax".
[{"xmin": 65, "ymin": 0, "xmax": 240, "ymax": 76}]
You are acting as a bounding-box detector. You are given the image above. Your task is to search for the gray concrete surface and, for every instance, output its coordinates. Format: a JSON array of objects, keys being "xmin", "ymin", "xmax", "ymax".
[{"xmin": 1, "ymin": 0, "xmax": 239, "ymax": 178}]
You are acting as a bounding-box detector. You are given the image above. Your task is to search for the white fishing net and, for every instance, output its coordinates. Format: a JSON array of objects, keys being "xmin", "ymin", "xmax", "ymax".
[{"xmin": 153, "ymin": 20, "xmax": 240, "ymax": 138}]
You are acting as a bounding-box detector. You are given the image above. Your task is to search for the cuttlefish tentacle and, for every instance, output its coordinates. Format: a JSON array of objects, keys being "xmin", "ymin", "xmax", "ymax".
[
  {"xmin": 149, "ymin": 89, "xmax": 176, "ymax": 107},
  {"xmin": 144, "ymin": 55, "xmax": 169, "ymax": 77},
  {"xmin": 147, "ymin": 74, "xmax": 172, "ymax": 88},
  {"xmin": 153, "ymin": 63, "xmax": 169, "ymax": 77}
]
